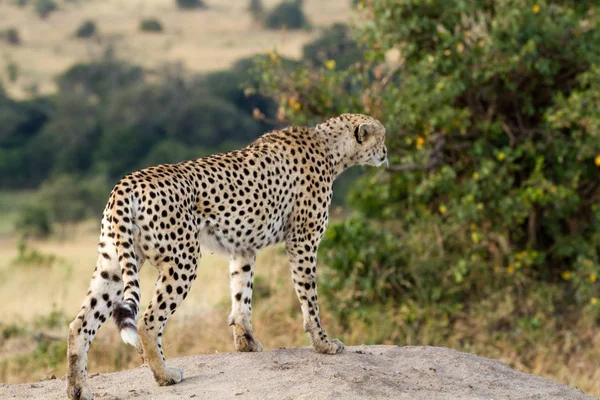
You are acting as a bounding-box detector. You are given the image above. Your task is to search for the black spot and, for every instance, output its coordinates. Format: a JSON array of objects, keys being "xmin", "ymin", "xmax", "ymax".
[
  {"xmin": 242, "ymin": 264, "xmax": 251, "ymax": 272},
  {"xmin": 235, "ymin": 293, "xmax": 242, "ymax": 301}
]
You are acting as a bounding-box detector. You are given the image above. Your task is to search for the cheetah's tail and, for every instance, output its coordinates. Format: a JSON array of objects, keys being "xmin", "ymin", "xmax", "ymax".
[
  {"xmin": 109, "ymin": 188, "xmax": 142, "ymax": 351},
  {"xmin": 113, "ymin": 303, "xmax": 141, "ymax": 349}
]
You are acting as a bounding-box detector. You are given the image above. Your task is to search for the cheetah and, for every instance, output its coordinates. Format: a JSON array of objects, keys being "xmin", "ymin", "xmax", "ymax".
[{"xmin": 66, "ymin": 113, "xmax": 388, "ymax": 399}]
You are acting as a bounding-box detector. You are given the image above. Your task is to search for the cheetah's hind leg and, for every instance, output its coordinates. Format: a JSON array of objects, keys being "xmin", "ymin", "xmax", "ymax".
[{"xmin": 67, "ymin": 252, "xmax": 123, "ymax": 400}]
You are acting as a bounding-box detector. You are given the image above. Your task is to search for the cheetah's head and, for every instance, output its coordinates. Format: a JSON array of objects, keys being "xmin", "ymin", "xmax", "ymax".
[{"xmin": 321, "ymin": 113, "xmax": 388, "ymax": 170}]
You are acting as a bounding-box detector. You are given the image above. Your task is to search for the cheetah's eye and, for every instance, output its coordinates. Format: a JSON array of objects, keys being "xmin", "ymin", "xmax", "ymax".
[{"xmin": 354, "ymin": 125, "xmax": 364, "ymax": 144}]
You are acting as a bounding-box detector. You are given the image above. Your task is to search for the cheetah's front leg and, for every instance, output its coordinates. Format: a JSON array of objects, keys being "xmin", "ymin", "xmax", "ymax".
[
  {"xmin": 228, "ymin": 252, "xmax": 262, "ymax": 352},
  {"xmin": 286, "ymin": 240, "xmax": 345, "ymax": 355}
]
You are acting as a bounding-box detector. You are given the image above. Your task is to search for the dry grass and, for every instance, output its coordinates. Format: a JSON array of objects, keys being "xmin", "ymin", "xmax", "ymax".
[{"xmin": 0, "ymin": 0, "xmax": 351, "ymax": 99}]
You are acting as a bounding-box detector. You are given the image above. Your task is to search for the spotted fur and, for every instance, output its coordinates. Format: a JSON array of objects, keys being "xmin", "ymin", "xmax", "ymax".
[{"xmin": 66, "ymin": 113, "xmax": 387, "ymax": 399}]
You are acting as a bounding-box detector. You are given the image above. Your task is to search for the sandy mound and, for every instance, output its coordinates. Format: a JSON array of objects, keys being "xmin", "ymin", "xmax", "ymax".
[{"xmin": 1, "ymin": 345, "xmax": 593, "ymax": 400}]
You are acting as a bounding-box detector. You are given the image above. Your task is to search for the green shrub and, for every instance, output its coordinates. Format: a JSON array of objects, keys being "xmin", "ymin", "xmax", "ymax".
[
  {"xmin": 15, "ymin": 175, "xmax": 110, "ymax": 237},
  {"xmin": 0, "ymin": 28, "xmax": 21, "ymax": 45},
  {"xmin": 34, "ymin": 0, "xmax": 57, "ymax": 18},
  {"xmin": 13, "ymin": 237, "xmax": 58, "ymax": 266},
  {"xmin": 302, "ymin": 23, "xmax": 363, "ymax": 70},
  {"xmin": 255, "ymin": 1, "xmax": 600, "ymax": 311},
  {"xmin": 74, "ymin": 20, "xmax": 97, "ymax": 38},
  {"xmin": 139, "ymin": 18, "xmax": 163, "ymax": 33},
  {"xmin": 264, "ymin": 0, "xmax": 308, "ymax": 30},
  {"xmin": 15, "ymin": 204, "xmax": 52, "ymax": 238},
  {"xmin": 175, "ymin": 0, "xmax": 205, "ymax": 10},
  {"xmin": 248, "ymin": 0, "xmax": 264, "ymax": 20}
]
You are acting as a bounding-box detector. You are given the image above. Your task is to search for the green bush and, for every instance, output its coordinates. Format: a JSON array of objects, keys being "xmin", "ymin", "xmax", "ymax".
[
  {"xmin": 139, "ymin": 18, "xmax": 164, "ymax": 33},
  {"xmin": 264, "ymin": 0, "xmax": 308, "ymax": 30},
  {"xmin": 74, "ymin": 20, "xmax": 97, "ymax": 38},
  {"xmin": 302, "ymin": 23, "xmax": 363, "ymax": 70},
  {"xmin": 175, "ymin": 0, "xmax": 205, "ymax": 10},
  {"xmin": 15, "ymin": 175, "xmax": 110, "ymax": 237},
  {"xmin": 34, "ymin": 0, "xmax": 57, "ymax": 18},
  {"xmin": 248, "ymin": 0, "xmax": 264, "ymax": 20},
  {"xmin": 15, "ymin": 204, "xmax": 52, "ymax": 238},
  {"xmin": 0, "ymin": 28, "xmax": 21, "ymax": 45},
  {"xmin": 255, "ymin": 1, "xmax": 600, "ymax": 313}
]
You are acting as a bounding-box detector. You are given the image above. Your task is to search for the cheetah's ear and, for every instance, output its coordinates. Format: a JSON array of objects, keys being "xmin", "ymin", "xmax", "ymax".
[{"xmin": 354, "ymin": 123, "xmax": 368, "ymax": 144}]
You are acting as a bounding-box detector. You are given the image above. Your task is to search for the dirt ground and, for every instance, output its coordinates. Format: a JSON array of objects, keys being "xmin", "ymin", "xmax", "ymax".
[{"xmin": 1, "ymin": 345, "xmax": 595, "ymax": 400}]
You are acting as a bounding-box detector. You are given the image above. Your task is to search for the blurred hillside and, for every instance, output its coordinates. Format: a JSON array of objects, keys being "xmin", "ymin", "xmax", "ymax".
[{"xmin": 0, "ymin": 0, "xmax": 350, "ymax": 99}]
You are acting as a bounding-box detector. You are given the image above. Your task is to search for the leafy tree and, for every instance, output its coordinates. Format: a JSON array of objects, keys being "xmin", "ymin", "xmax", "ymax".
[
  {"xmin": 175, "ymin": 0, "xmax": 206, "ymax": 10},
  {"xmin": 302, "ymin": 23, "xmax": 363, "ymax": 70},
  {"xmin": 57, "ymin": 56, "xmax": 144, "ymax": 100},
  {"xmin": 248, "ymin": 0, "xmax": 264, "ymax": 20},
  {"xmin": 35, "ymin": 0, "xmax": 57, "ymax": 19},
  {"xmin": 0, "ymin": 28, "xmax": 21, "ymax": 45},
  {"xmin": 264, "ymin": 0, "xmax": 308, "ymax": 30},
  {"xmin": 139, "ymin": 18, "xmax": 164, "ymax": 33},
  {"xmin": 75, "ymin": 20, "xmax": 97, "ymax": 38},
  {"xmin": 254, "ymin": 0, "xmax": 600, "ymax": 316}
]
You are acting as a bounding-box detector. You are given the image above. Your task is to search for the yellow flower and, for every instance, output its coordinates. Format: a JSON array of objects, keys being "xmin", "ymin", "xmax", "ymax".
[
  {"xmin": 595, "ymin": 154, "xmax": 600, "ymax": 166},
  {"xmin": 549, "ymin": 186, "xmax": 556, "ymax": 193},
  {"xmin": 438, "ymin": 205, "xmax": 447, "ymax": 215},
  {"xmin": 561, "ymin": 270, "xmax": 572, "ymax": 280},
  {"xmin": 455, "ymin": 42, "xmax": 464, "ymax": 53},
  {"xmin": 590, "ymin": 274, "xmax": 597, "ymax": 283},
  {"xmin": 444, "ymin": 49, "xmax": 452, "ymax": 56},
  {"xmin": 325, "ymin": 59, "xmax": 336, "ymax": 70},
  {"xmin": 592, "ymin": 297, "xmax": 598, "ymax": 305},
  {"xmin": 416, "ymin": 136, "xmax": 425, "ymax": 150},
  {"xmin": 472, "ymin": 172, "xmax": 480, "ymax": 180},
  {"xmin": 497, "ymin": 151, "xmax": 505, "ymax": 161},
  {"xmin": 532, "ymin": 4, "xmax": 540, "ymax": 14},
  {"xmin": 507, "ymin": 265, "xmax": 515, "ymax": 275},
  {"xmin": 356, "ymin": 1, "xmax": 364, "ymax": 10},
  {"xmin": 471, "ymin": 232, "xmax": 480, "ymax": 244},
  {"xmin": 287, "ymin": 97, "xmax": 301, "ymax": 111},
  {"xmin": 476, "ymin": 203, "xmax": 484, "ymax": 211}
]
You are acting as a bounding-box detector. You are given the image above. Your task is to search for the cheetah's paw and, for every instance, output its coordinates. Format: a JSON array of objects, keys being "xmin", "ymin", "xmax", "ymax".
[
  {"xmin": 235, "ymin": 332, "xmax": 263, "ymax": 352},
  {"xmin": 156, "ymin": 365, "xmax": 183, "ymax": 386},
  {"xmin": 67, "ymin": 383, "xmax": 93, "ymax": 400},
  {"xmin": 316, "ymin": 338, "xmax": 345, "ymax": 355}
]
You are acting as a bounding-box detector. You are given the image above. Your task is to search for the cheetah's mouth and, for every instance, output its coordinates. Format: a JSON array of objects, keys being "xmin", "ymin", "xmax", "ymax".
[{"xmin": 375, "ymin": 156, "xmax": 389, "ymax": 168}]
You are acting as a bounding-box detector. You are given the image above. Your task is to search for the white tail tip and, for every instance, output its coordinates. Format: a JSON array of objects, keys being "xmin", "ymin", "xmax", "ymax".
[{"xmin": 120, "ymin": 327, "xmax": 142, "ymax": 350}]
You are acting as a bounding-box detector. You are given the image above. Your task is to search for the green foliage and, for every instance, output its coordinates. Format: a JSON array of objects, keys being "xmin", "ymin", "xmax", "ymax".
[
  {"xmin": 248, "ymin": 0, "xmax": 264, "ymax": 20},
  {"xmin": 0, "ymin": 28, "xmax": 21, "ymax": 45},
  {"xmin": 0, "ymin": 323, "xmax": 25, "ymax": 340},
  {"xmin": 0, "ymin": 52, "xmax": 278, "ymax": 189},
  {"xmin": 254, "ymin": 0, "xmax": 600, "ymax": 325},
  {"xmin": 13, "ymin": 237, "xmax": 58, "ymax": 266},
  {"xmin": 175, "ymin": 0, "xmax": 206, "ymax": 10},
  {"xmin": 302, "ymin": 23, "xmax": 363, "ymax": 70},
  {"xmin": 4, "ymin": 59, "xmax": 19, "ymax": 83},
  {"xmin": 264, "ymin": 0, "xmax": 308, "ymax": 30},
  {"xmin": 74, "ymin": 20, "xmax": 97, "ymax": 38},
  {"xmin": 139, "ymin": 18, "xmax": 164, "ymax": 33},
  {"xmin": 34, "ymin": 0, "xmax": 57, "ymax": 19},
  {"xmin": 15, "ymin": 204, "xmax": 52, "ymax": 238},
  {"xmin": 15, "ymin": 175, "xmax": 110, "ymax": 237}
]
